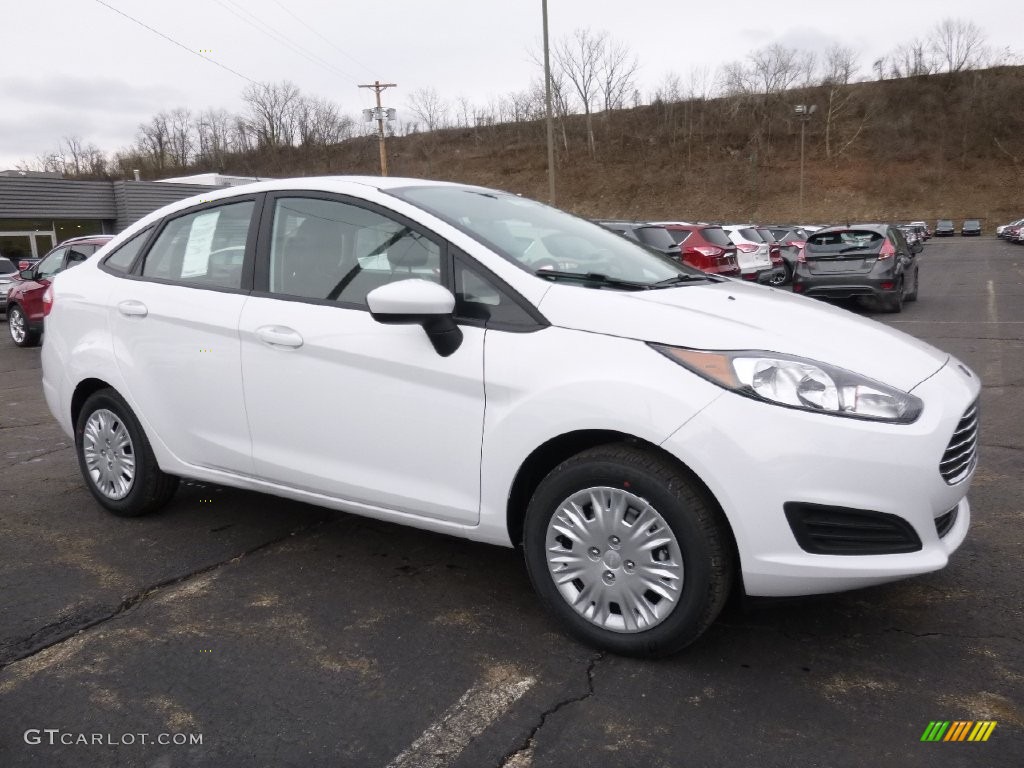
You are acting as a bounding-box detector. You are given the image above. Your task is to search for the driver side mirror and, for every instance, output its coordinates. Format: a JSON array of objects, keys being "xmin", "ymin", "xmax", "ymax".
[
  {"xmin": 367, "ymin": 279, "xmax": 463, "ymax": 357},
  {"xmin": 19, "ymin": 268, "xmax": 35, "ymax": 280}
]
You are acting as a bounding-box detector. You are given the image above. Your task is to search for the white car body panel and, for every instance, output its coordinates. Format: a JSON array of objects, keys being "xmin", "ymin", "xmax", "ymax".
[
  {"xmin": 721, "ymin": 225, "xmax": 771, "ymax": 275},
  {"xmin": 41, "ymin": 175, "xmax": 980, "ymax": 599}
]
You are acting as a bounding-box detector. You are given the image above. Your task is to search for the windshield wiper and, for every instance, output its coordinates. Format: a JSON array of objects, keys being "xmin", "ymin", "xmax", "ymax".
[
  {"xmin": 534, "ymin": 269, "xmax": 650, "ymax": 291},
  {"xmin": 650, "ymin": 273, "xmax": 712, "ymax": 288}
]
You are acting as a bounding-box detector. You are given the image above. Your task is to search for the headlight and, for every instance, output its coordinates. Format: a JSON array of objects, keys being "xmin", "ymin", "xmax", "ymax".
[
  {"xmin": 651, "ymin": 345, "xmax": 923, "ymax": 423},
  {"xmin": 0, "ymin": 283, "xmax": 10, "ymax": 295}
]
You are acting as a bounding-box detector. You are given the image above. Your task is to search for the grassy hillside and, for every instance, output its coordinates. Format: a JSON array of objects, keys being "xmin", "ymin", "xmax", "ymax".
[{"xmin": 180, "ymin": 66, "xmax": 1024, "ymax": 225}]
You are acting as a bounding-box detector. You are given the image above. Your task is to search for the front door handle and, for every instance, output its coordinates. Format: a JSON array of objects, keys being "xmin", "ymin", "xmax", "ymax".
[
  {"xmin": 255, "ymin": 325, "xmax": 303, "ymax": 348},
  {"xmin": 117, "ymin": 300, "xmax": 148, "ymax": 317}
]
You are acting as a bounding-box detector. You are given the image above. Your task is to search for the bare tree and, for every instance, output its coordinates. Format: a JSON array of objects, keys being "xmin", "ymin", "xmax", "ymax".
[
  {"xmin": 196, "ymin": 108, "xmax": 234, "ymax": 167},
  {"xmin": 598, "ymin": 38, "xmax": 638, "ymax": 113},
  {"xmin": 554, "ymin": 28, "xmax": 605, "ymax": 156},
  {"xmin": 242, "ymin": 80, "xmax": 302, "ymax": 149},
  {"xmin": 295, "ymin": 95, "xmax": 352, "ymax": 147},
  {"xmin": 406, "ymin": 87, "xmax": 449, "ymax": 131},
  {"xmin": 820, "ymin": 45, "xmax": 861, "ymax": 159},
  {"xmin": 136, "ymin": 113, "xmax": 171, "ymax": 171},
  {"xmin": 167, "ymin": 108, "xmax": 194, "ymax": 168},
  {"xmin": 929, "ymin": 18, "xmax": 986, "ymax": 73},
  {"xmin": 888, "ymin": 39, "xmax": 936, "ymax": 78}
]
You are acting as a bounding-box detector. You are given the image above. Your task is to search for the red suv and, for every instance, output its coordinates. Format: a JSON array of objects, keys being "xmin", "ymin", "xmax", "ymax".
[
  {"xmin": 659, "ymin": 224, "xmax": 740, "ymax": 277},
  {"xmin": 7, "ymin": 235, "xmax": 113, "ymax": 347}
]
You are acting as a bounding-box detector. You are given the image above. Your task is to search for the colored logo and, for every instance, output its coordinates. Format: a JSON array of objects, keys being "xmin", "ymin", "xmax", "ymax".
[{"xmin": 921, "ymin": 721, "xmax": 997, "ymax": 742}]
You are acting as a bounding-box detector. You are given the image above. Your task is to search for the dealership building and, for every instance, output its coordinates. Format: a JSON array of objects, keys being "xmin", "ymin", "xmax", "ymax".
[{"xmin": 0, "ymin": 171, "xmax": 261, "ymax": 263}]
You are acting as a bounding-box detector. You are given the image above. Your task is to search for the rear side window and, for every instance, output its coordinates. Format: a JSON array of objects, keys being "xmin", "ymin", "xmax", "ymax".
[
  {"xmin": 103, "ymin": 229, "xmax": 152, "ymax": 274},
  {"xmin": 635, "ymin": 227, "xmax": 676, "ymax": 250},
  {"xmin": 807, "ymin": 230, "xmax": 884, "ymax": 253},
  {"xmin": 701, "ymin": 227, "xmax": 733, "ymax": 247},
  {"xmin": 142, "ymin": 202, "xmax": 254, "ymax": 289}
]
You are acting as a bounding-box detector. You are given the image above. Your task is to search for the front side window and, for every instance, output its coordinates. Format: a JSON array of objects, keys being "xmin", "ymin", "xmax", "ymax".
[
  {"xmin": 268, "ymin": 197, "xmax": 441, "ymax": 306},
  {"xmin": 66, "ymin": 244, "xmax": 96, "ymax": 268},
  {"xmin": 142, "ymin": 202, "xmax": 254, "ymax": 289},
  {"xmin": 35, "ymin": 247, "xmax": 67, "ymax": 279},
  {"xmin": 388, "ymin": 186, "xmax": 702, "ymax": 287}
]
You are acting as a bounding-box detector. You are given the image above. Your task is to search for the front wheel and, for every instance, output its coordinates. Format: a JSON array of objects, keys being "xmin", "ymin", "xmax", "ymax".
[
  {"xmin": 75, "ymin": 388, "xmax": 179, "ymax": 517},
  {"xmin": 8, "ymin": 305, "xmax": 40, "ymax": 347},
  {"xmin": 523, "ymin": 445, "xmax": 734, "ymax": 657}
]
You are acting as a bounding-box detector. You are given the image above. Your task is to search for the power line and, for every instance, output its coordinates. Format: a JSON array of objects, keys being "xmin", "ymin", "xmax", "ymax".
[
  {"xmin": 92, "ymin": 0, "xmax": 256, "ymax": 84},
  {"xmin": 212, "ymin": 0, "xmax": 358, "ymax": 82},
  {"xmin": 270, "ymin": 0, "xmax": 376, "ymax": 78}
]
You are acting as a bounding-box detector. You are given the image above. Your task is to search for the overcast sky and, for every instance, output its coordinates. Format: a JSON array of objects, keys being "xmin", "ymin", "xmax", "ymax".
[{"xmin": 1, "ymin": 0, "xmax": 1020, "ymax": 170}]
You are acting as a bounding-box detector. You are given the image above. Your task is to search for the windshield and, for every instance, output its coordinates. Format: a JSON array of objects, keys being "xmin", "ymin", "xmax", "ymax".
[
  {"xmin": 0, "ymin": 258, "xmax": 17, "ymax": 275},
  {"xmin": 389, "ymin": 185, "xmax": 704, "ymax": 286}
]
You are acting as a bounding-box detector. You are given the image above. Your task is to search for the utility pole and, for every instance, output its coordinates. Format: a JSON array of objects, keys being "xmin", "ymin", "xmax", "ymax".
[
  {"xmin": 359, "ymin": 80, "xmax": 397, "ymax": 176},
  {"xmin": 794, "ymin": 104, "xmax": 816, "ymax": 221},
  {"xmin": 541, "ymin": 0, "xmax": 555, "ymax": 204}
]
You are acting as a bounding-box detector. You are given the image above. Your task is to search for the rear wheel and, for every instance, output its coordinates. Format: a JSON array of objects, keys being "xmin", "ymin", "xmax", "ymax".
[
  {"xmin": 881, "ymin": 278, "xmax": 905, "ymax": 313},
  {"xmin": 75, "ymin": 389, "xmax": 178, "ymax": 517},
  {"xmin": 523, "ymin": 444, "xmax": 734, "ymax": 657},
  {"xmin": 767, "ymin": 263, "xmax": 790, "ymax": 286},
  {"xmin": 8, "ymin": 305, "xmax": 40, "ymax": 347}
]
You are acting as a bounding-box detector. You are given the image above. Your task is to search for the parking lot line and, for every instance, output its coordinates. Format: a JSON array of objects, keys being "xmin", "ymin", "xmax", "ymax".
[{"xmin": 386, "ymin": 670, "xmax": 536, "ymax": 768}]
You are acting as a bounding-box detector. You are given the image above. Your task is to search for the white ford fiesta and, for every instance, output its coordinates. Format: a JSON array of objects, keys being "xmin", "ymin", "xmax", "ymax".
[{"xmin": 41, "ymin": 177, "xmax": 979, "ymax": 656}]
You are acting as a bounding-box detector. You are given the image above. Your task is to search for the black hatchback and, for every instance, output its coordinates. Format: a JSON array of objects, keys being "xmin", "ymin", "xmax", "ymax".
[{"xmin": 792, "ymin": 224, "xmax": 921, "ymax": 313}]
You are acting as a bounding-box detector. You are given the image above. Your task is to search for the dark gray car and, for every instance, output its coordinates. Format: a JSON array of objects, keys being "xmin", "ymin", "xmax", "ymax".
[{"xmin": 792, "ymin": 224, "xmax": 921, "ymax": 313}]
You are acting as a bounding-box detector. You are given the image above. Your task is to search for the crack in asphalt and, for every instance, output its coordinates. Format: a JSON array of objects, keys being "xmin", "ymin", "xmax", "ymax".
[
  {"xmin": 980, "ymin": 442, "xmax": 1024, "ymax": 452},
  {"xmin": 2, "ymin": 443, "xmax": 71, "ymax": 469},
  {"xmin": 498, "ymin": 652, "xmax": 603, "ymax": 767},
  {"xmin": 0, "ymin": 516, "xmax": 330, "ymax": 671}
]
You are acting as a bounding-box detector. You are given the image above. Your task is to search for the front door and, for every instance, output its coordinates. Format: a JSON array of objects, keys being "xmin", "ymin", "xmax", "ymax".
[{"xmin": 239, "ymin": 194, "xmax": 486, "ymax": 524}]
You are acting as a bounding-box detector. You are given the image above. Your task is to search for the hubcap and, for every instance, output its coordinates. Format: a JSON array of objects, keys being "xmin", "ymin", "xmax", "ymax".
[
  {"xmin": 545, "ymin": 486, "xmax": 683, "ymax": 634},
  {"xmin": 82, "ymin": 409, "xmax": 136, "ymax": 500},
  {"xmin": 9, "ymin": 308, "xmax": 25, "ymax": 343}
]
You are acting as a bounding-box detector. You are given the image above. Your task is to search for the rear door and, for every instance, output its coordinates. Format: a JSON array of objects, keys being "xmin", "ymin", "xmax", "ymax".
[
  {"xmin": 804, "ymin": 229, "xmax": 884, "ymax": 275},
  {"xmin": 108, "ymin": 196, "xmax": 261, "ymax": 474}
]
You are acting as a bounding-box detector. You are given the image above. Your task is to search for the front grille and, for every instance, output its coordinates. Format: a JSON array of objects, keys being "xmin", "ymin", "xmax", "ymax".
[
  {"xmin": 784, "ymin": 503, "xmax": 923, "ymax": 555},
  {"xmin": 935, "ymin": 506, "xmax": 958, "ymax": 538},
  {"xmin": 940, "ymin": 400, "xmax": 979, "ymax": 484}
]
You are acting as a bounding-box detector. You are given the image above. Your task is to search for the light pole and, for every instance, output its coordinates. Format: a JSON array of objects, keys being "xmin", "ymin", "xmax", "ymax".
[
  {"xmin": 542, "ymin": 0, "xmax": 555, "ymax": 204},
  {"xmin": 794, "ymin": 104, "xmax": 816, "ymax": 222}
]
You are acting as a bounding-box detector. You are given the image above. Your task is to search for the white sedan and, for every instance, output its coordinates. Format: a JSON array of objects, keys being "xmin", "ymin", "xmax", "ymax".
[{"xmin": 41, "ymin": 177, "xmax": 979, "ymax": 656}]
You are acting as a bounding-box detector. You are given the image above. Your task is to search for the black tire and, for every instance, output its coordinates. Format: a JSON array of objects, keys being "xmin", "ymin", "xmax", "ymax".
[
  {"xmin": 522, "ymin": 444, "xmax": 735, "ymax": 657},
  {"xmin": 74, "ymin": 388, "xmax": 178, "ymax": 517},
  {"xmin": 905, "ymin": 269, "xmax": 919, "ymax": 302},
  {"xmin": 8, "ymin": 305, "xmax": 41, "ymax": 348},
  {"xmin": 881, "ymin": 278, "xmax": 905, "ymax": 313},
  {"xmin": 767, "ymin": 263, "xmax": 790, "ymax": 287}
]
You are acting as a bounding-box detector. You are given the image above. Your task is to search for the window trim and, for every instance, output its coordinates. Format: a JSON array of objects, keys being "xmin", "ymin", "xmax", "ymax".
[
  {"xmin": 114, "ymin": 193, "xmax": 265, "ymax": 295},
  {"xmin": 251, "ymin": 190, "xmax": 450, "ymax": 311}
]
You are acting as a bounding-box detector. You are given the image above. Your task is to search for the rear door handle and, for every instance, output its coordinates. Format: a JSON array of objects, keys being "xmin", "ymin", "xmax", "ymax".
[
  {"xmin": 255, "ymin": 325, "xmax": 303, "ymax": 348},
  {"xmin": 117, "ymin": 300, "xmax": 148, "ymax": 317}
]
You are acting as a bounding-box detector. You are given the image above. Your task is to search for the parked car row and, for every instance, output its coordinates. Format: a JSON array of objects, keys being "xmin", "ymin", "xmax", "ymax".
[
  {"xmin": 996, "ymin": 218, "xmax": 1024, "ymax": 243},
  {"xmin": 934, "ymin": 219, "xmax": 981, "ymax": 236}
]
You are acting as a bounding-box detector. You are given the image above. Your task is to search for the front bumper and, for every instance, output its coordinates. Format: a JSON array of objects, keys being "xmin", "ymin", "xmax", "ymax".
[{"xmin": 660, "ymin": 359, "xmax": 979, "ymax": 596}]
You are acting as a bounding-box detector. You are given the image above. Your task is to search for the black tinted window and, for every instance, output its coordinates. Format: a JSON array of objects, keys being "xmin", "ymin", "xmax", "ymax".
[
  {"xmin": 738, "ymin": 228, "xmax": 763, "ymax": 242},
  {"xmin": 666, "ymin": 229, "xmax": 691, "ymax": 244},
  {"xmin": 635, "ymin": 226, "xmax": 675, "ymax": 250},
  {"xmin": 454, "ymin": 258, "xmax": 537, "ymax": 328},
  {"xmin": 701, "ymin": 227, "xmax": 733, "ymax": 247},
  {"xmin": 807, "ymin": 230, "xmax": 884, "ymax": 252},
  {"xmin": 103, "ymin": 229, "xmax": 152, "ymax": 273},
  {"xmin": 0, "ymin": 258, "xmax": 16, "ymax": 275}
]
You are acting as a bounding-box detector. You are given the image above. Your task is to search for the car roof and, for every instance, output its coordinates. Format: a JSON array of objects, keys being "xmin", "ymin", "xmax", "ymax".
[
  {"xmin": 60, "ymin": 235, "xmax": 114, "ymax": 245},
  {"xmin": 812, "ymin": 223, "xmax": 889, "ymax": 235}
]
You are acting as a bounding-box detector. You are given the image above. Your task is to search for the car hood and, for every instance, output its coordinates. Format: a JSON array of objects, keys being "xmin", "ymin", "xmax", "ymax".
[{"xmin": 537, "ymin": 280, "xmax": 948, "ymax": 391}]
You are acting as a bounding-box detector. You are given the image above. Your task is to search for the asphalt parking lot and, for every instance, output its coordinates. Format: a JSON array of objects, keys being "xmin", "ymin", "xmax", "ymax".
[{"xmin": 1, "ymin": 236, "xmax": 1021, "ymax": 767}]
